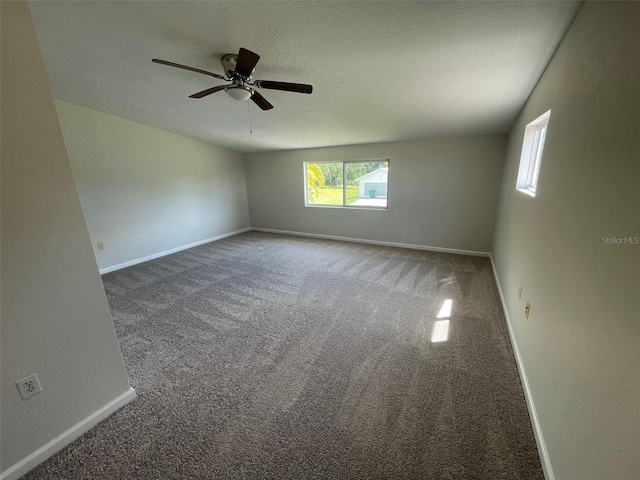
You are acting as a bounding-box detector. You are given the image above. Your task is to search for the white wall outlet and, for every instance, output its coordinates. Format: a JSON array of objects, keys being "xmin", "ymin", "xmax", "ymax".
[
  {"xmin": 16, "ymin": 373, "xmax": 43, "ymax": 400},
  {"xmin": 97, "ymin": 241, "xmax": 105, "ymax": 250},
  {"xmin": 518, "ymin": 285, "xmax": 523, "ymax": 300},
  {"xmin": 421, "ymin": 223, "xmax": 425, "ymax": 230}
]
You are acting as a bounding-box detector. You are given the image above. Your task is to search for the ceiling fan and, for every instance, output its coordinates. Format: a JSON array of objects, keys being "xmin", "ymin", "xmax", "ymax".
[{"xmin": 152, "ymin": 48, "xmax": 312, "ymax": 110}]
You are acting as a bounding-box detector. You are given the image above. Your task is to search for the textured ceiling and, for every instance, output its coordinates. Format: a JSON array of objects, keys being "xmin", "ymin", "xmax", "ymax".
[{"xmin": 29, "ymin": 1, "xmax": 581, "ymax": 153}]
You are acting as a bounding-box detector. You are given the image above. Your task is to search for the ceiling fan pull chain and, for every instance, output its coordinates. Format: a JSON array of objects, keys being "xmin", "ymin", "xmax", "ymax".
[{"xmin": 247, "ymin": 100, "xmax": 253, "ymax": 135}]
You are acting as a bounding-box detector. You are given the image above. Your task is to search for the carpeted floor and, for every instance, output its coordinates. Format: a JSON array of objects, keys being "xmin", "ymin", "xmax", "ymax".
[{"xmin": 23, "ymin": 232, "xmax": 543, "ymax": 479}]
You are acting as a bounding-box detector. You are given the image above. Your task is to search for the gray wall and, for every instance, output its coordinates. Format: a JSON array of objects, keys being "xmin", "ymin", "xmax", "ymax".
[
  {"xmin": 245, "ymin": 135, "xmax": 506, "ymax": 253},
  {"xmin": 55, "ymin": 101, "xmax": 251, "ymax": 272},
  {"xmin": 1, "ymin": 2, "xmax": 131, "ymax": 473},
  {"xmin": 492, "ymin": 2, "xmax": 640, "ymax": 479}
]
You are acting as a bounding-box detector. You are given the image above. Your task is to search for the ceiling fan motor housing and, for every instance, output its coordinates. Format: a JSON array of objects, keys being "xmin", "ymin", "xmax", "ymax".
[{"xmin": 221, "ymin": 54, "xmax": 242, "ymax": 78}]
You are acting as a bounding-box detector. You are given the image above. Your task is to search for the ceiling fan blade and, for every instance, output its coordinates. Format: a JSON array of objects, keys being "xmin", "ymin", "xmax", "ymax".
[
  {"xmin": 235, "ymin": 48, "xmax": 260, "ymax": 77},
  {"xmin": 189, "ymin": 85, "xmax": 226, "ymax": 98},
  {"xmin": 254, "ymin": 80, "xmax": 312, "ymax": 94},
  {"xmin": 152, "ymin": 59, "xmax": 226, "ymax": 80},
  {"xmin": 250, "ymin": 91, "xmax": 273, "ymax": 110}
]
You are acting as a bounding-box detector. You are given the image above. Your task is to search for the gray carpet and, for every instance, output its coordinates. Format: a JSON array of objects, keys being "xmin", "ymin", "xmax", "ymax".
[{"xmin": 23, "ymin": 232, "xmax": 543, "ymax": 479}]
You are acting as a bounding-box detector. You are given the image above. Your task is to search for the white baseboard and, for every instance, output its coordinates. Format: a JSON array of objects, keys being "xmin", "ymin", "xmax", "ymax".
[
  {"xmin": 251, "ymin": 228, "xmax": 490, "ymax": 257},
  {"xmin": 99, "ymin": 228, "xmax": 252, "ymax": 274},
  {"xmin": 489, "ymin": 254, "xmax": 554, "ymax": 480},
  {"xmin": 1, "ymin": 388, "xmax": 136, "ymax": 480}
]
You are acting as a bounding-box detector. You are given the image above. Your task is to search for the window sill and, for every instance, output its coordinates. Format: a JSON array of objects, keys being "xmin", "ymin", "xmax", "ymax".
[
  {"xmin": 516, "ymin": 187, "xmax": 536, "ymax": 198},
  {"xmin": 305, "ymin": 204, "xmax": 388, "ymax": 211}
]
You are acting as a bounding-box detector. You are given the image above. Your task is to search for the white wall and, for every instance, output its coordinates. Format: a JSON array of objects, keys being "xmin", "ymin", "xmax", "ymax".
[
  {"xmin": 1, "ymin": 2, "xmax": 133, "ymax": 476},
  {"xmin": 54, "ymin": 101, "xmax": 251, "ymax": 272},
  {"xmin": 245, "ymin": 135, "xmax": 506, "ymax": 253},
  {"xmin": 492, "ymin": 2, "xmax": 640, "ymax": 479}
]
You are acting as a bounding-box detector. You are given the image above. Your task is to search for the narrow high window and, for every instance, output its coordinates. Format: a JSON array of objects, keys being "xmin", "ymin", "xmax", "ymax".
[{"xmin": 516, "ymin": 110, "xmax": 550, "ymax": 197}]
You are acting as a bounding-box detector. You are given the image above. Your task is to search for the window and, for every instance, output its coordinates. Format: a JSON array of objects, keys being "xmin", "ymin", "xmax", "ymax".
[
  {"xmin": 516, "ymin": 110, "xmax": 550, "ymax": 197},
  {"xmin": 304, "ymin": 160, "xmax": 389, "ymax": 208}
]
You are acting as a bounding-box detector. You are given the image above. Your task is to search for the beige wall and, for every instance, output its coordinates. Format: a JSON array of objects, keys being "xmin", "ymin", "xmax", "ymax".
[
  {"xmin": 245, "ymin": 135, "xmax": 507, "ymax": 253},
  {"xmin": 55, "ymin": 101, "xmax": 250, "ymax": 272},
  {"xmin": 1, "ymin": 2, "xmax": 132, "ymax": 475},
  {"xmin": 492, "ymin": 2, "xmax": 640, "ymax": 479}
]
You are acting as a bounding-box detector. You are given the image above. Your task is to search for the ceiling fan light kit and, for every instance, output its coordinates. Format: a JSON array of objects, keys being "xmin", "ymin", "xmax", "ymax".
[
  {"xmin": 152, "ymin": 47, "xmax": 312, "ymax": 110},
  {"xmin": 225, "ymin": 84, "xmax": 253, "ymax": 101}
]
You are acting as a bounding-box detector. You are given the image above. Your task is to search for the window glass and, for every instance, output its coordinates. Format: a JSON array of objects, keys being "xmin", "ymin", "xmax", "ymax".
[
  {"xmin": 305, "ymin": 160, "xmax": 388, "ymax": 208},
  {"xmin": 516, "ymin": 110, "xmax": 550, "ymax": 197}
]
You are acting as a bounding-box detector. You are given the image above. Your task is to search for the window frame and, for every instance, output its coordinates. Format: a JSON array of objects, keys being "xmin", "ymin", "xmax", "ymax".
[
  {"xmin": 516, "ymin": 110, "xmax": 550, "ymax": 197},
  {"xmin": 303, "ymin": 159, "xmax": 390, "ymax": 210}
]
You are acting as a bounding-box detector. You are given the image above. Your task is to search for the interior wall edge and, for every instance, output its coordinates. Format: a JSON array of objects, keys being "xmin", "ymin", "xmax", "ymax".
[
  {"xmin": 251, "ymin": 228, "xmax": 491, "ymax": 258},
  {"xmin": 489, "ymin": 255, "xmax": 554, "ymax": 480},
  {"xmin": 0, "ymin": 388, "xmax": 136, "ymax": 480},
  {"xmin": 98, "ymin": 227, "xmax": 252, "ymax": 275}
]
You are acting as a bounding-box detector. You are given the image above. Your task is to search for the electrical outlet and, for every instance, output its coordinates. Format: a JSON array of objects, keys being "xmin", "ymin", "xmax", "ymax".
[
  {"xmin": 16, "ymin": 373, "xmax": 42, "ymax": 401},
  {"xmin": 525, "ymin": 301, "xmax": 531, "ymax": 319},
  {"xmin": 421, "ymin": 223, "xmax": 425, "ymax": 230},
  {"xmin": 518, "ymin": 285, "xmax": 523, "ymax": 300},
  {"xmin": 97, "ymin": 242, "xmax": 104, "ymax": 250}
]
